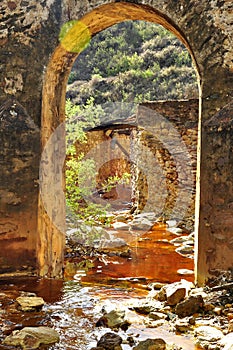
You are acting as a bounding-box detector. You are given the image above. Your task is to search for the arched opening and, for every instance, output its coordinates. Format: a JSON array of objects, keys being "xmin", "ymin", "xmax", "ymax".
[{"xmin": 38, "ymin": 2, "xmax": 201, "ymax": 281}]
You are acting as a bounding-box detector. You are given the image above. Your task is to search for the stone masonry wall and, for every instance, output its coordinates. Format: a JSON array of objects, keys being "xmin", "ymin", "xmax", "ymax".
[
  {"xmin": 0, "ymin": 0, "xmax": 232, "ymax": 283},
  {"xmin": 74, "ymin": 129, "xmax": 132, "ymax": 207},
  {"xmin": 0, "ymin": 0, "xmax": 62, "ymax": 274},
  {"xmin": 132, "ymin": 100, "xmax": 198, "ymax": 231}
]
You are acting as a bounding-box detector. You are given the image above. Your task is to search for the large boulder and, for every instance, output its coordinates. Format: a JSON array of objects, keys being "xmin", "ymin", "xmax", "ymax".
[{"xmin": 3, "ymin": 326, "xmax": 60, "ymax": 349}]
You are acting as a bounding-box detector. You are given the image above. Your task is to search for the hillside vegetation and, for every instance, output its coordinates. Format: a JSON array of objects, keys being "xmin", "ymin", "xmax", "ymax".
[{"xmin": 66, "ymin": 20, "xmax": 199, "ymax": 105}]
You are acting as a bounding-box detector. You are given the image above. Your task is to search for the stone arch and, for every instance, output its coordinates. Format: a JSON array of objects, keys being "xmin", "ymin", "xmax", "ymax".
[{"xmin": 38, "ymin": 2, "xmax": 201, "ymax": 279}]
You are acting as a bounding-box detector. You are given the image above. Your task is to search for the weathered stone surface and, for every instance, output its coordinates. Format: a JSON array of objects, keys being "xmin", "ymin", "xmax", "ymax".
[
  {"xmin": 149, "ymin": 311, "xmax": 167, "ymax": 321},
  {"xmin": 16, "ymin": 296, "xmax": 45, "ymax": 311},
  {"xmin": 156, "ymin": 281, "xmax": 191, "ymax": 306},
  {"xmin": 194, "ymin": 326, "xmax": 223, "ymax": 342},
  {"xmin": 175, "ymin": 318, "xmax": 192, "ymax": 333},
  {"xmin": 133, "ymin": 100, "xmax": 198, "ymax": 232},
  {"xmin": 96, "ymin": 309, "xmax": 130, "ymax": 330},
  {"xmin": 165, "ymin": 285, "xmax": 186, "ymax": 306},
  {"xmin": 175, "ymin": 295, "xmax": 204, "ymax": 318},
  {"xmin": 0, "ymin": 0, "xmax": 232, "ymax": 283},
  {"xmin": 97, "ymin": 332, "xmax": 123, "ymax": 349},
  {"xmin": 133, "ymin": 338, "xmax": 166, "ymax": 350},
  {"xmin": 3, "ymin": 326, "xmax": 60, "ymax": 349}
]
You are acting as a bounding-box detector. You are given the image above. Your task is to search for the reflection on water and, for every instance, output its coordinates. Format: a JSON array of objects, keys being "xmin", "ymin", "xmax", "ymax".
[
  {"xmin": 0, "ymin": 226, "xmax": 196, "ymax": 349},
  {"xmin": 67, "ymin": 225, "xmax": 194, "ymax": 286}
]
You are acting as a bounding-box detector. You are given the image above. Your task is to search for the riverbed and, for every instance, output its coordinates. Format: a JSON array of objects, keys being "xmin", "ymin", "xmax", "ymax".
[{"xmin": 0, "ymin": 224, "xmax": 196, "ymax": 349}]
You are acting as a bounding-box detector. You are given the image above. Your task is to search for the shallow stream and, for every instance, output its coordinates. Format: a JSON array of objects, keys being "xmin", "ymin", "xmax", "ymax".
[{"xmin": 0, "ymin": 225, "xmax": 197, "ymax": 349}]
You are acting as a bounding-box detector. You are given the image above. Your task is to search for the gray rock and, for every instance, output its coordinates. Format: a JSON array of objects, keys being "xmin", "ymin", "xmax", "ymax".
[
  {"xmin": 131, "ymin": 218, "xmax": 153, "ymax": 231},
  {"xmin": 98, "ymin": 237, "xmax": 127, "ymax": 249},
  {"xmin": 3, "ymin": 326, "xmax": 60, "ymax": 349},
  {"xmin": 133, "ymin": 212, "xmax": 156, "ymax": 221},
  {"xmin": 97, "ymin": 332, "xmax": 123, "ymax": 349},
  {"xmin": 166, "ymin": 220, "xmax": 177, "ymax": 228},
  {"xmin": 133, "ymin": 338, "xmax": 166, "ymax": 350},
  {"xmin": 168, "ymin": 227, "xmax": 183, "ymax": 235},
  {"xmin": 112, "ymin": 222, "xmax": 130, "ymax": 231},
  {"xmin": 194, "ymin": 325, "xmax": 224, "ymax": 342}
]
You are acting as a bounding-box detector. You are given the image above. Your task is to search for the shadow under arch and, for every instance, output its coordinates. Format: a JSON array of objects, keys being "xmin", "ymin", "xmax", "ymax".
[{"xmin": 38, "ymin": 2, "xmax": 201, "ymax": 279}]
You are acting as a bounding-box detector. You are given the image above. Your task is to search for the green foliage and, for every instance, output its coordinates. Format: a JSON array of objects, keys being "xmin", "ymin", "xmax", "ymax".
[
  {"xmin": 66, "ymin": 97, "xmax": 104, "ymax": 147},
  {"xmin": 66, "ymin": 98, "xmax": 110, "ymax": 225},
  {"xmin": 67, "ymin": 20, "xmax": 198, "ymax": 105},
  {"xmin": 65, "ymin": 20, "xmax": 199, "ymax": 226},
  {"xmin": 101, "ymin": 172, "xmax": 131, "ymax": 193}
]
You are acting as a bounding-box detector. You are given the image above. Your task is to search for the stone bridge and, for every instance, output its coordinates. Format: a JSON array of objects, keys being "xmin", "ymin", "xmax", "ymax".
[{"xmin": 0, "ymin": 0, "xmax": 232, "ymax": 285}]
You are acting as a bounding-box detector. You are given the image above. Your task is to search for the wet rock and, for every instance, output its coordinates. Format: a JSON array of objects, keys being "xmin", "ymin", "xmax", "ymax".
[
  {"xmin": 204, "ymin": 302, "xmax": 215, "ymax": 312},
  {"xmin": 219, "ymin": 332, "xmax": 233, "ymax": 349},
  {"xmin": 149, "ymin": 311, "xmax": 167, "ymax": 321},
  {"xmin": 97, "ymin": 332, "xmax": 123, "ymax": 349},
  {"xmin": 96, "ymin": 309, "xmax": 130, "ymax": 330},
  {"xmin": 175, "ymin": 245, "xmax": 194, "ymax": 256},
  {"xmin": 175, "ymin": 295, "xmax": 204, "ymax": 318},
  {"xmin": 112, "ymin": 222, "xmax": 129, "ymax": 230},
  {"xmin": 145, "ymin": 318, "xmax": 167, "ymax": 328},
  {"xmin": 213, "ymin": 306, "xmax": 223, "ymax": 315},
  {"xmin": 170, "ymin": 236, "xmax": 188, "ymax": 245},
  {"xmin": 133, "ymin": 338, "xmax": 166, "ymax": 350},
  {"xmin": 130, "ymin": 218, "xmax": 153, "ymax": 231},
  {"xmin": 166, "ymin": 220, "xmax": 177, "ymax": 228},
  {"xmin": 155, "ymin": 284, "xmax": 187, "ymax": 306},
  {"xmin": 114, "ymin": 214, "xmax": 129, "ymax": 223},
  {"xmin": 98, "ymin": 237, "xmax": 128, "ymax": 250},
  {"xmin": 194, "ymin": 325, "xmax": 224, "ymax": 342},
  {"xmin": 168, "ymin": 227, "xmax": 183, "ymax": 235},
  {"xmin": 177, "ymin": 269, "xmax": 194, "ymax": 276},
  {"xmin": 175, "ymin": 318, "xmax": 193, "ymax": 333},
  {"xmin": 160, "ymin": 281, "xmax": 187, "ymax": 306},
  {"xmin": 16, "ymin": 295, "xmax": 45, "ymax": 312},
  {"xmin": 132, "ymin": 300, "xmax": 162, "ymax": 314},
  {"xmin": 3, "ymin": 326, "xmax": 60, "ymax": 349},
  {"xmin": 150, "ymin": 282, "xmax": 166, "ymax": 290}
]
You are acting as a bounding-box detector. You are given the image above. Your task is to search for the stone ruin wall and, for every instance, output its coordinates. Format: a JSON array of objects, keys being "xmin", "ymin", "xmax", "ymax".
[
  {"xmin": 0, "ymin": 0, "xmax": 232, "ymax": 282},
  {"xmin": 74, "ymin": 129, "xmax": 132, "ymax": 207},
  {"xmin": 132, "ymin": 100, "xmax": 198, "ymax": 231},
  {"xmin": 74, "ymin": 99, "xmax": 198, "ymax": 232}
]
